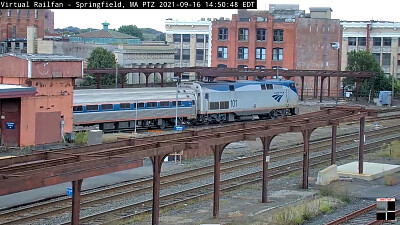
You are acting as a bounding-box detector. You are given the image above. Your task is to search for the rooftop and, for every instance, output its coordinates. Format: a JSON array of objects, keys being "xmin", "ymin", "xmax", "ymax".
[
  {"xmin": 1, "ymin": 54, "xmax": 83, "ymax": 62},
  {"xmin": 74, "ymin": 22, "xmax": 139, "ymax": 39}
]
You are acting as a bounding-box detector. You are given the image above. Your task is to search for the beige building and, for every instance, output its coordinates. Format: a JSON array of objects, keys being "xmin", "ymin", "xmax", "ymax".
[
  {"xmin": 341, "ymin": 21, "xmax": 400, "ymax": 78},
  {"xmin": 165, "ymin": 19, "xmax": 212, "ymax": 70}
]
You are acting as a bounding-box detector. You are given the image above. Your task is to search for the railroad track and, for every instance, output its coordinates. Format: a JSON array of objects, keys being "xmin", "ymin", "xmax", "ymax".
[
  {"xmin": 326, "ymin": 194, "xmax": 400, "ymax": 225},
  {"xmin": 1, "ymin": 123, "xmax": 400, "ymax": 225}
]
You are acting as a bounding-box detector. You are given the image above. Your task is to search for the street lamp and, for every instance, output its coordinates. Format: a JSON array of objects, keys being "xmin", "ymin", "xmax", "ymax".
[
  {"xmin": 273, "ymin": 66, "xmax": 288, "ymax": 79},
  {"xmin": 172, "ymin": 76, "xmax": 181, "ymax": 127},
  {"xmin": 330, "ymin": 42, "xmax": 340, "ymax": 106}
]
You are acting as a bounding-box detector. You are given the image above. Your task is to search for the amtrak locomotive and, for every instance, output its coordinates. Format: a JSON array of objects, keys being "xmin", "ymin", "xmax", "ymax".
[{"xmin": 73, "ymin": 80, "xmax": 299, "ymax": 130}]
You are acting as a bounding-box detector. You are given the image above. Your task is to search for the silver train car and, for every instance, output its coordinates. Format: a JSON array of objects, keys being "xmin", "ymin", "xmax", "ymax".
[{"xmin": 73, "ymin": 79, "xmax": 299, "ymax": 130}]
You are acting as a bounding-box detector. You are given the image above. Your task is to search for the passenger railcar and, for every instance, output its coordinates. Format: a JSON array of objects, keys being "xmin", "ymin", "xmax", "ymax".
[{"xmin": 73, "ymin": 79, "xmax": 299, "ymax": 130}]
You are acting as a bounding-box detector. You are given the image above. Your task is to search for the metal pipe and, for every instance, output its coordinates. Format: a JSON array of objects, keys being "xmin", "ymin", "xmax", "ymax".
[
  {"xmin": 359, "ymin": 117, "xmax": 365, "ymax": 174},
  {"xmin": 302, "ymin": 129, "xmax": 310, "ymax": 189},
  {"xmin": 213, "ymin": 146, "xmax": 221, "ymax": 218},
  {"xmin": 261, "ymin": 137, "xmax": 271, "ymax": 203},
  {"xmin": 336, "ymin": 48, "xmax": 340, "ymax": 106},
  {"xmin": 175, "ymin": 80, "xmax": 178, "ymax": 127}
]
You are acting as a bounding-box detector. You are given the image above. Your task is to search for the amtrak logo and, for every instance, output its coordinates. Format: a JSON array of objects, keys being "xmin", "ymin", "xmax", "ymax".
[{"xmin": 272, "ymin": 94, "xmax": 284, "ymax": 102}]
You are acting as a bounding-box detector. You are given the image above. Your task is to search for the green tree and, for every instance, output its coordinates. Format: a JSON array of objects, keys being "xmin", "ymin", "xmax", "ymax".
[
  {"xmin": 118, "ymin": 25, "xmax": 144, "ymax": 40},
  {"xmin": 82, "ymin": 47, "xmax": 122, "ymax": 86},
  {"xmin": 343, "ymin": 50, "xmax": 398, "ymax": 97}
]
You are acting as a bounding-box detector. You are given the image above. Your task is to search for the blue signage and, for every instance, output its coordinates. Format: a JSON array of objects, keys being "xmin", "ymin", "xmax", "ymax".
[
  {"xmin": 174, "ymin": 126, "xmax": 185, "ymax": 131},
  {"xmin": 66, "ymin": 187, "xmax": 73, "ymax": 196},
  {"xmin": 5, "ymin": 122, "xmax": 15, "ymax": 130}
]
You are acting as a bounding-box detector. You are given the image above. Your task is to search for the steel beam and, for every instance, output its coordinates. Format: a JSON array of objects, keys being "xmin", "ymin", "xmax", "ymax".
[
  {"xmin": 331, "ymin": 126, "xmax": 337, "ymax": 165},
  {"xmin": 152, "ymin": 155, "xmax": 162, "ymax": 225},
  {"xmin": 261, "ymin": 136, "xmax": 273, "ymax": 203},
  {"xmin": 213, "ymin": 144, "xmax": 225, "ymax": 218},
  {"xmin": 71, "ymin": 179, "xmax": 83, "ymax": 225},
  {"xmin": 302, "ymin": 129, "xmax": 311, "ymax": 189},
  {"xmin": 359, "ymin": 117, "xmax": 365, "ymax": 174}
]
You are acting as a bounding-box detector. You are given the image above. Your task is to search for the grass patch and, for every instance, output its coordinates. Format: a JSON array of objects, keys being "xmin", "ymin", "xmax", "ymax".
[
  {"xmin": 377, "ymin": 141, "xmax": 400, "ymax": 159},
  {"xmin": 271, "ymin": 197, "xmax": 339, "ymax": 225},
  {"xmin": 103, "ymin": 135, "xmax": 117, "ymax": 143},
  {"xmin": 74, "ymin": 131, "xmax": 88, "ymax": 145}
]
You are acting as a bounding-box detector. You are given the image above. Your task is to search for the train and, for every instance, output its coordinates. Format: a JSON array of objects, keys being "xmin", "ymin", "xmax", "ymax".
[{"xmin": 73, "ymin": 79, "xmax": 299, "ymax": 130}]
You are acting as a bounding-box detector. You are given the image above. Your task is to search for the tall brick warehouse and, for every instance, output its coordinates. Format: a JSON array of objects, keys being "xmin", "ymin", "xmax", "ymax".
[
  {"xmin": 0, "ymin": 9, "xmax": 54, "ymax": 53},
  {"xmin": 211, "ymin": 5, "xmax": 342, "ymax": 97}
]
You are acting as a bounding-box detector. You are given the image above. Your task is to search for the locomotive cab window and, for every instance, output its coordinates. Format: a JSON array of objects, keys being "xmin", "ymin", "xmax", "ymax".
[
  {"xmin": 266, "ymin": 84, "xmax": 273, "ymax": 90},
  {"xmin": 120, "ymin": 103, "xmax": 131, "ymax": 109},
  {"xmin": 290, "ymin": 83, "xmax": 295, "ymax": 88},
  {"xmin": 86, "ymin": 105, "xmax": 99, "ymax": 111},
  {"xmin": 147, "ymin": 102, "xmax": 157, "ymax": 108},
  {"xmin": 159, "ymin": 101, "xmax": 169, "ymax": 107},
  {"xmin": 137, "ymin": 103, "xmax": 145, "ymax": 108},
  {"xmin": 101, "ymin": 104, "xmax": 113, "ymax": 111},
  {"xmin": 73, "ymin": 106, "xmax": 83, "ymax": 112}
]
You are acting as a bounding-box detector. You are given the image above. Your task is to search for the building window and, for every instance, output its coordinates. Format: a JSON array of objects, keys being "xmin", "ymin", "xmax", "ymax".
[
  {"xmin": 196, "ymin": 34, "xmax": 204, "ymax": 43},
  {"xmin": 17, "ymin": 9, "xmax": 20, "ymax": 19},
  {"xmin": 7, "ymin": 9, "xmax": 11, "ymax": 17},
  {"xmin": 238, "ymin": 65, "xmax": 248, "ymax": 69},
  {"xmin": 173, "ymin": 34, "xmax": 181, "ymax": 42},
  {"xmin": 373, "ymin": 53, "xmax": 380, "ymax": 63},
  {"xmin": 255, "ymin": 47, "xmax": 266, "ymax": 60},
  {"xmin": 348, "ymin": 37, "xmax": 356, "ymax": 46},
  {"xmin": 182, "ymin": 49, "xmax": 190, "ymax": 60},
  {"xmin": 217, "ymin": 46, "xmax": 228, "ymax": 59},
  {"xmin": 196, "ymin": 49, "xmax": 204, "ymax": 60},
  {"xmin": 238, "ymin": 28, "xmax": 249, "ymax": 41},
  {"xmin": 272, "ymin": 48, "xmax": 283, "ymax": 61},
  {"xmin": 217, "ymin": 64, "xmax": 227, "ymax": 68},
  {"xmin": 12, "ymin": 26, "xmax": 16, "ymax": 39},
  {"xmin": 174, "ymin": 50, "xmax": 180, "ymax": 60},
  {"xmin": 182, "ymin": 34, "xmax": 190, "ymax": 42},
  {"xmin": 218, "ymin": 28, "xmax": 228, "ymax": 40},
  {"xmin": 373, "ymin": 37, "xmax": 381, "ymax": 46},
  {"xmin": 358, "ymin": 37, "xmax": 366, "ymax": 46},
  {"xmin": 205, "ymin": 35, "xmax": 209, "ymax": 42},
  {"xmin": 23, "ymin": 42, "xmax": 27, "ymax": 49},
  {"xmin": 15, "ymin": 43, "xmax": 20, "ymax": 49},
  {"xmin": 273, "ymin": 29, "xmax": 284, "ymax": 42},
  {"xmin": 256, "ymin": 29, "xmax": 266, "ymax": 41},
  {"xmin": 238, "ymin": 47, "xmax": 248, "ymax": 60},
  {"xmin": 382, "ymin": 53, "xmax": 391, "ymax": 65},
  {"xmin": 26, "ymin": 10, "xmax": 30, "ymax": 19},
  {"xmin": 383, "ymin": 37, "xmax": 391, "ymax": 46},
  {"xmin": 255, "ymin": 66, "xmax": 266, "ymax": 69},
  {"xmin": 34, "ymin": 9, "xmax": 38, "ymax": 19}
]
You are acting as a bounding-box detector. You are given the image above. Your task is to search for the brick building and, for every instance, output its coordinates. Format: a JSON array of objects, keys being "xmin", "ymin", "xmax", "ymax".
[
  {"xmin": 0, "ymin": 9, "xmax": 54, "ymax": 54},
  {"xmin": 211, "ymin": 6, "xmax": 342, "ymax": 96},
  {"xmin": 0, "ymin": 54, "xmax": 82, "ymax": 146}
]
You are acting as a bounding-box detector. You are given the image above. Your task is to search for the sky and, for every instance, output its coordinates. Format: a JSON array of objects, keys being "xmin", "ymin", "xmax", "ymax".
[{"xmin": 53, "ymin": 0, "xmax": 400, "ymax": 32}]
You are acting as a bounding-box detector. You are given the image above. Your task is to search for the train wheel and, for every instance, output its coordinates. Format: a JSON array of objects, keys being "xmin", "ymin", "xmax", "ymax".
[{"xmin": 291, "ymin": 108, "xmax": 299, "ymax": 115}]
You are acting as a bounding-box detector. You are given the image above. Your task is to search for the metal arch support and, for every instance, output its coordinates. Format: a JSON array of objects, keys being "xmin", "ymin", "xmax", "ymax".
[
  {"xmin": 301, "ymin": 128, "xmax": 315, "ymax": 189},
  {"xmin": 300, "ymin": 76, "xmax": 305, "ymax": 101},
  {"xmin": 150, "ymin": 154, "xmax": 168, "ymax": 225},
  {"xmin": 260, "ymin": 136, "xmax": 275, "ymax": 203},
  {"xmin": 320, "ymin": 76, "xmax": 327, "ymax": 102},
  {"xmin": 71, "ymin": 179, "xmax": 83, "ymax": 225},
  {"xmin": 212, "ymin": 143, "xmax": 229, "ymax": 218}
]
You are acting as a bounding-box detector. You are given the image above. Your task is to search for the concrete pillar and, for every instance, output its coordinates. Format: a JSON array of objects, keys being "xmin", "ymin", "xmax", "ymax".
[
  {"xmin": 359, "ymin": 117, "xmax": 365, "ymax": 174},
  {"xmin": 71, "ymin": 179, "xmax": 83, "ymax": 225}
]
